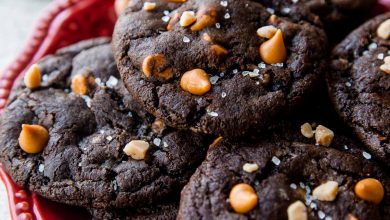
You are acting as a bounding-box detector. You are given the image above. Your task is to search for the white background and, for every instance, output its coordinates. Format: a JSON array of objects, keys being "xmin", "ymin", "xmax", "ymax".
[{"xmin": 0, "ymin": 0, "xmax": 51, "ymax": 219}]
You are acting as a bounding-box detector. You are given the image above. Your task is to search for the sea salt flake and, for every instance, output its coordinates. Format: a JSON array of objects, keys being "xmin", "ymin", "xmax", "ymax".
[
  {"xmin": 344, "ymin": 145, "xmax": 349, "ymax": 150},
  {"xmin": 220, "ymin": 72, "xmax": 225, "ymax": 77},
  {"xmin": 266, "ymin": 8, "xmax": 275, "ymax": 14},
  {"xmin": 81, "ymin": 95, "xmax": 92, "ymax": 108},
  {"xmin": 215, "ymin": 23, "xmax": 221, "ymax": 28},
  {"xmin": 106, "ymin": 76, "xmax": 119, "ymax": 88},
  {"xmin": 282, "ymin": 7, "xmax": 291, "ymax": 13},
  {"xmin": 242, "ymin": 71, "xmax": 251, "ymax": 76},
  {"xmin": 224, "ymin": 13, "xmax": 230, "ymax": 19},
  {"xmin": 363, "ymin": 151, "xmax": 372, "ymax": 159},
  {"xmin": 377, "ymin": 53, "xmax": 384, "ymax": 60},
  {"xmin": 292, "ymin": 0, "xmax": 299, "ymax": 3},
  {"xmin": 162, "ymin": 16, "xmax": 170, "ymax": 22},
  {"xmin": 325, "ymin": 217, "xmax": 333, "ymax": 220},
  {"xmin": 345, "ymin": 82, "xmax": 352, "ymax": 87},
  {"xmin": 163, "ymin": 142, "xmax": 169, "ymax": 148},
  {"xmin": 208, "ymin": 111, "xmax": 219, "ymax": 117},
  {"xmin": 210, "ymin": 76, "xmax": 219, "ymax": 84},
  {"xmin": 310, "ymin": 203, "xmax": 317, "ymax": 210},
  {"xmin": 221, "ymin": 92, "xmax": 227, "ymax": 98},
  {"xmin": 272, "ymin": 63, "xmax": 284, "ymax": 67},
  {"xmin": 271, "ymin": 156, "xmax": 280, "ymax": 165},
  {"xmin": 38, "ymin": 164, "xmax": 44, "ymax": 173},
  {"xmin": 106, "ymin": 136, "xmax": 113, "ymax": 141},
  {"xmin": 249, "ymin": 72, "xmax": 260, "ymax": 78},
  {"xmin": 220, "ymin": 1, "xmax": 228, "ymax": 7},
  {"xmin": 42, "ymin": 74, "xmax": 48, "ymax": 82},
  {"xmin": 318, "ymin": 211, "xmax": 326, "ymax": 219},
  {"xmin": 183, "ymin": 36, "xmax": 191, "ymax": 43},
  {"xmin": 153, "ymin": 138, "xmax": 161, "ymax": 146},
  {"xmin": 368, "ymin": 43, "xmax": 378, "ymax": 50},
  {"xmin": 290, "ymin": 183, "xmax": 297, "ymax": 189},
  {"xmin": 163, "ymin": 10, "xmax": 170, "ymax": 15},
  {"xmin": 233, "ymin": 69, "xmax": 238, "ymax": 74},
  {"xmin": 258, "ymin": 62, "xmax": 266, "ymax": 69}
]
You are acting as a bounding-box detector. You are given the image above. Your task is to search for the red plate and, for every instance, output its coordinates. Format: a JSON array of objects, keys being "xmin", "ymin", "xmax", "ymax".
[{"xmin": 0, "ymin": 0, "xmax": 389, "ymax": 219}]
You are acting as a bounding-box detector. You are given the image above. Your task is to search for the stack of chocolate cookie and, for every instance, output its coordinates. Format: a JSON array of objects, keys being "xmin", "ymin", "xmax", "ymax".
[{"xmin": 0, "ymin": 0, "xmax": 389, "ymax": 219}]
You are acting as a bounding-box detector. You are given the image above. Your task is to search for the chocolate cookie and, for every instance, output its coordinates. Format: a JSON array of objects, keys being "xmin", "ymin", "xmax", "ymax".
[
  {"xmin": 0, "ymin": 38, "xmax": 208, "ymax": 210},
  {"xmin": 230, "ymin": 0, "xmax": 375, "ymax": 42},
  {"xmin": 327, "ymin": 13, "xmax": 390, "ymax": 165},
  {"xmin": 178, "ymin": 121, "xmax": 390, "ymax": 220},
  {"xmin": 89, "ymin": 201, "xmax": 178, "ymax": 220},
  {"xmin": 113, "ymin": 0, "xmax": 327, "ymax": 138}
]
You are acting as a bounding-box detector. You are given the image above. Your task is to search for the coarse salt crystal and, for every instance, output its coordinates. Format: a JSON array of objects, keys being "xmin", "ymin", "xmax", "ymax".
[
  {"xmin": 363, "ymin": 151, "xmax": 372, "ymax": 159},
  {"xmin": 153, "ymin": 138, "xmax": 161, "ymax": 146},
  {"xmin": 183, "ymin": 36, "xmax": 190, "ymax": 43},
  {"xmin": 106, "ymin": 76, "xmax": 119, "ymax": 88},
  {"xmin": 271, "ymin": 156, "xmax": 281, "ymax": 165},
  {"xmin": 208, "ymin": 111, "xmax": 219, "ymax": 117}
]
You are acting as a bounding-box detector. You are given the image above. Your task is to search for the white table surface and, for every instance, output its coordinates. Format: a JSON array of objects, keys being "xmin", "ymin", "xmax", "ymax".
[{"xmin": 0, "ymin": 0, "xmax": 51, "ymax": 219}]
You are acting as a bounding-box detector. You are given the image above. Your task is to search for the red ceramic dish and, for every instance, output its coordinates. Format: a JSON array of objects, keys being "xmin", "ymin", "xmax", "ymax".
[{"xmin": 0, "ymin": 0, "xmax": 389, "ymax": 219}]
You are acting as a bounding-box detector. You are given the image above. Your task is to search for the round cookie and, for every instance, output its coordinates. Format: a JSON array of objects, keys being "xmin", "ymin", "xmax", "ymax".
[
  {"xmin": 113, "ymin": 0, "xmax": 327, "ymax": 138},
  {"xmin": 0, "ymin": 38, "xmax": 208, "ymax": 209},
  {"xmin": 178, "ymin": 124, "xmax": 390, "ymax": 219},
  {"xmin": 327, "ymin": 13, "xmax": 390, "ymax": 165}
]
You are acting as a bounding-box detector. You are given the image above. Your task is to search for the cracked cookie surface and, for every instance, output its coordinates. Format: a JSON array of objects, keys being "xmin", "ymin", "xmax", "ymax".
[
  {"xmin": 113, "ymin": 0, "xmax": 327, "ymax": 138},
  {"xmin": 327, "ymin": 13, "xmax": 390, "ymax": 165},
  {"xmin": 0, "ymin": 38, "xmax": 208, "ymax": 212}
]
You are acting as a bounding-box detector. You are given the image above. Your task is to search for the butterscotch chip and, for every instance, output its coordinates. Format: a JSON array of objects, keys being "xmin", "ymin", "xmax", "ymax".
[
  {"xmin": 300, "ymin": 123, "xmax": 313, "ymax": 138},
  {"xmin": 167, "ymin": 12, "xmax": 180, "ymax": 30},
  {"xmin": 180, "ymin": 69, "xmax": 211, "ymax": 95},
  {"xmin": 143, "ymin": 2, "xmax": 156, "ymax": 11},
  {"xmin": 257, "ymin": 25, "xmax": 278, "ymax": 39},
  {"xmin": 152, "ymin": 119, "xmax": 166, "ymax": 134},
  {"xmin": 202, "ymin": 33, "xmax": 212, "ymax": 42},
  {"xmin": 210, "ymin": 44, "xmax": 228, "ymax": 56},
  {"xmin": 209, "ymin": 136, "xmax": 222, "ymax": 148},
  {"xmin": 123, "ymin": 140, "xmax": 150, "ymax": 160},
  {"xmin": 377, "ymin": 19, "xmax": 390, "ymax": 39},
  {"xmin": 71, "ymin": 74, "xmax": 89, "ymax": 95},
  {"xmin": 380, "ymin": 56, "xmax": 390, "ymax": 74},
  {"xmin": 287, "ymin": 201, "xmax": 307, "ymax": 220},
  {"xmin": 259, "ymin": 29, "xmax": 287, "ymax": 64},
  {"xmin": 242, "ymin": 163, "xmax": 259, "ymax": 173},
  {"xmin": 142, "ymin": 54, "xmax": 173, "ymax": 80},
  {"xmin": 18, "ymin": 124, "xmax": 49, "ymax": 154},
  {"xmin": 229, "ymin": 183, "xmax": 258, "ymax": 214},
  {"xmin": 190, "ymin": 6, "xmax": 217, "ymax": 31},
  {"xmin": 347, "ymin": 214, "xmax": 359, "ymax": 220},
  {"xmin": 180, "ymin": 11, "xmax": 196, "ymax": 27},
  {"xmin": 354, "ymin": 178, "xmax": 384, "ymax": 204},
  {"xmin": 312, "ymin": 181, "xmax": 339, "ymax": 201},
  {"xmin": 24, "ymin": 64, "xmax": 41, "ymax": 89},
  {"xmin": 315, "ymin": 125, "xmax": 334, "ymax": 147}
]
